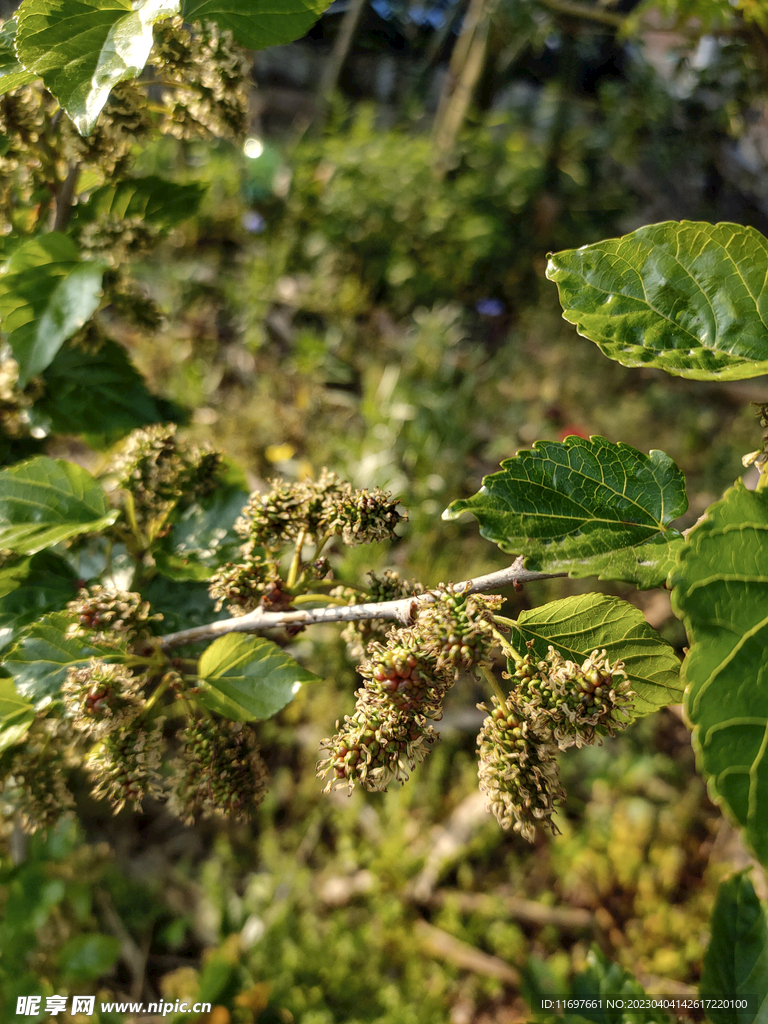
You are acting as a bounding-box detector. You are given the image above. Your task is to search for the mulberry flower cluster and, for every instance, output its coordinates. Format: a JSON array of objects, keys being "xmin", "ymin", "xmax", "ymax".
[
  {"xmin": 208, "ymin": 555, "xmax": 280, "ymax": 615},
  {"xmin": 477, "ymin": 700, "xmax": 564, "ymax": 841},
  {"xmin": 511, "ymin": 647, "xmax": 634, "ymax": 749},
  {"xmin": 62, "ymin": 660, "xmax": 145, "ymax": 738},
  {"xmin": 67, "ymin": 585, "xmax": 162, "ymax": 644},
  {"xmin": 109, "ymin": 424, "xmax": 222, "ymax": 528},
  {"xmin": 235, "ymin": 471, "xmax": 406, "ymax": 554},
  {"xmin": 150, "ymin": 18, "xmax": 250, "ymax": 141},
  {"xmin": 170, "ymin": 717, "xmax": 270, "ymax": 824},
  {"xmin": 13, "ymin": 654, "xmax": 273, "ymax": 826},
  {"xmin": 476, "ymin": 646, "xmax": 634, "ymax": 839},
  {"xmin": 88, "ymin": 719, "xmax": 165, "ymax": 813},
  {"xmin": 2, "ymin": 725, "xmax": 75, "ymax": 834},
  {"xmin": 317, "ymin": 590, "xmax": 501, "ymax": 793}
]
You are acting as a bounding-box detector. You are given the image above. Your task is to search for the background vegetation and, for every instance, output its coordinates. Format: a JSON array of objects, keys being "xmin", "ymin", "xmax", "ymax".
[{"xmin": 3, "ymin": 0, "xmax": 768, "ymax": 1020}]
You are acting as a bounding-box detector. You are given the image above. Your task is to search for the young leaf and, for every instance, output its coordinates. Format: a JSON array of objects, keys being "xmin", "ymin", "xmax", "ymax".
[
  {"xmin": 565, "ymin": 946, "xmax": 669, "ymax": 1024},
  {"xmin": 0, "ymin": 551, "xmax": 79, "ymax": 651},
  {"xmin": 180, "ymin": 0, "xmax": 331, "ymax": 49},
  {"xmin": 0, "ymin": 456, "xmax": 119, "ymax": 554},
  {"xmin": 0, "ymin": 678, "xmax": 35, "ymax": 754},
  {"xmin": 671, "ymin": 481, "xmax": 768, "ymax": 868},
  {"xmin": 700, "ymin": 872, "xmax": 768, "ymax": 1024},
  {"xmin": 510, "ymin": 593, "xmax": 682, "ymax": 715},
  {"xmin": 443, "ymin": 437, "xmax": 686, "ymax": 589},
  {"xmin": 0, "ymin": 233, "xmax": 105, "ymax": 387},
  {"xmin": 5, "ymin": 611, "xmax": 126, "ymax": 707},
  {"xmin": 198, "ymin": 634, "xmax": 318, "ymax": 721},
  {"xmin": 15, "ymin": 0, "xmax": 180, "ymax": 135},
  {"xmin": 37, "ymin": 339, "xmax": 166, "ymax": 447},
  {"xmin": 547, "ymin": 221, "xmax": 768, "ymax": 382},
  {"xmin": 0, "ymin": 18, "xmax": 36, "ymax": 95},
  {"xmin": 70, "ymin": 176, "xmax": 207, "ymax": 232}
]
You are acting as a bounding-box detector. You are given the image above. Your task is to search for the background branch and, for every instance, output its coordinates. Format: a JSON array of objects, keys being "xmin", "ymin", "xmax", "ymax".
[{"xmin": 158, "ymin": 558, "xmax": 566, "ymax": 651}]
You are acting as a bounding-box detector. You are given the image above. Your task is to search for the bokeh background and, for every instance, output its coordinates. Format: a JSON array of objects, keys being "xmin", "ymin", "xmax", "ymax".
[{"xmin": 5, "ymin": 0, "xmax": 768, "ymax": 1020}]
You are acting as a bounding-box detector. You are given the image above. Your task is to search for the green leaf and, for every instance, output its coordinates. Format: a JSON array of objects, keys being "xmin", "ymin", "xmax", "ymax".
[
  {"xmin": 198, "ymin": 634, "xmax": 318, "ymax": 721},
  {"xmin": 57, "ymin": 933, "xmax": 121, "ymax": 980},
  {"xmin": 0, "ymin": 678, "xmax": 35, "ymax": 753},
  {"xmin": 37, "ymin": 338, "xmax": 165, "ymax": 447},
  {"xmin": 0, "ymin": 551, "xmax": 79, "ymax": 651},
  {"xmin": 671, "ymin": 481, "xmax": 768, "ymax": 867},
  {"xmin": 0, "ymin": 233, "xmax": 105, "ymax": 386},
  {"xmin": 156, "ymin": 486, "xmax": 249, "ymax": 581},
  {"xmin": 15, "ymin": 0, "xmax": 180, "ymax": 135},
  {"xmin": 71, "ymin": 175, "xmax": 207, "ymax": 231},
  {"xmin": 0, "ymin": 18, "xmax": 37, "ymax": 94},
  {"xmin": 5, "ymin": 611, "xmax": 126, "ymax": 708},
  {"xmin": 140, "ymin": 576, "xmax": 224, "ymax": 634},
  {"xmin": 546, "ymin": 221, "xmax": 768, "ymax": 382},
  {"xmin": 443, "ymin": 437, "xmax": 686, "ymax": 589},
  {"xmin": 181, "ymin": 0, "xmax": 330, "ymax": 49},
  {"xmin": 701, "ymin": 872, "xmax": 768, "ymax": 1024},
  {"xmin": 565, "ymin": 946, "xmax": 669, "ymax": 1024},
  {"xmin": 0, "ymin": 456, "xmax": 118, "ymax": 554},
  {"xmin": 510, "ymin": 593, "xmax": 682, "ymax": 715}
]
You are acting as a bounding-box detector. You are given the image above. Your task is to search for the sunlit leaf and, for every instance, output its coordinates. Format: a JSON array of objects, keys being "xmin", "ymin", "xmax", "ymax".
[
  {"xmin": 198, "ymin": 633, "xmax": 318, "ymax": 721},
  {"xmin": 671, "ymin": 481, "xmax": 768, "ymax": 867},
  {"xmin": 70, "ymin": 175, "xmax": 207, "ymax": 231},
  {"xmin": 0, "ymin": 678, "xmax": 35, "ymax": 753},
  {"xmin": 443, "ymin": 436, "xmax": 686, "ymax": 589},
  {"xmin": 510, "ymin": 593, "xmax": 682, "ymax": 715},
  {"xmin": 0, "ymin": 233, "xmax": 105, "ymax": 387},
  {"xmin": 181, "ymin": 0, "xmax": 330, "ymax": 48},
  {"xmin": 0, "ymin": 18, "xmax": 36, "ymax": 94},
  {"xmin": 547, "ymin": 221, "xmax": 768, "ymax": 381},
  {"xmin": 5, "ymin": 611, "xmax": 126, "ymax": 707},
  {"xmin": 15, "ymin": 0, "xmax": 180, "ymax": 135},
  {"xmin": 0, "ymin": 457, "xmax": 118, "ymax": 554}
]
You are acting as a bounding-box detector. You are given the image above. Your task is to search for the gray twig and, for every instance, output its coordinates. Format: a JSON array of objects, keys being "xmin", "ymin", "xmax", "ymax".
[{"xmin": 157, "ymin": 558, "xmax": 566, "ymax": 651}]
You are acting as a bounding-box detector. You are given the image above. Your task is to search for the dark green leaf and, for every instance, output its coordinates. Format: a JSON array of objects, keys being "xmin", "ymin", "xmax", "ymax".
[
  {"xmin": 546, "ymin": 221, "xmax": 768, "ymax": 382},
  {"xmin": 153, "ymin": 550, "xmax": 213, "ymax": 582},
  {"xmin": 0, "ymin": 456, "xmax": 118, "ymax": 554},
  {"xmin": 0, "ymin": 233, "xmax": 105, "ymax": 386},
  {"xmin": 671, "ymin": 482, "xmax": 768, "ymax": 867},
  {"xmin": 15, "ymin": 0, "xmax": 179, "ymax": 135},
  {"xmin": 141, "ymin": 576, "xmax": 225, "ymax": 634},
  {"xmin": 701, "ymin": 872, "xmax": 768, "ymax": 1024},
  {"xmin": 0, "ymin": 18, "xmax": 37, "ymax": 94},
  {"xmin": 5, "ymin": 611, "xmax": 126, "ymax": 708},
  {"xmin": 0, "ymin": 678, "xmax": 35, "ymax": 753},
  {"xmin": 181, "ymin": 0, "xmax": 330, "ymax": 49},
  {"xmin": 565, "ymin": 946, "xmax": 670, "ymax": 1024},
  {"xmin": 71, "ymin": 175, "xmax": 207, "ymax": 231},
  {"xmin": 57, "ymin": 933, "xmax": 121, "ymax": 980},
  {"xmin": 0, "ymin": 551, "xmax": 79, "ymax": 651},
  {"xmin": 156, "ymin": 486, "xmax": 248, "ymax": 581},
  {"xmin": 37, "ymin": 338, "xmax": 165, "ymax": 447},
  {"xmin": 198, "ymin": 634, "xmax": 318, "ymax": 721},
  {"xmin": 443, "ymin": 437, "xmax": 686, "ymax": 589},
  {"xmin": 511, "ymin": 593, "xmax": 682, "ymax": 715}
]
